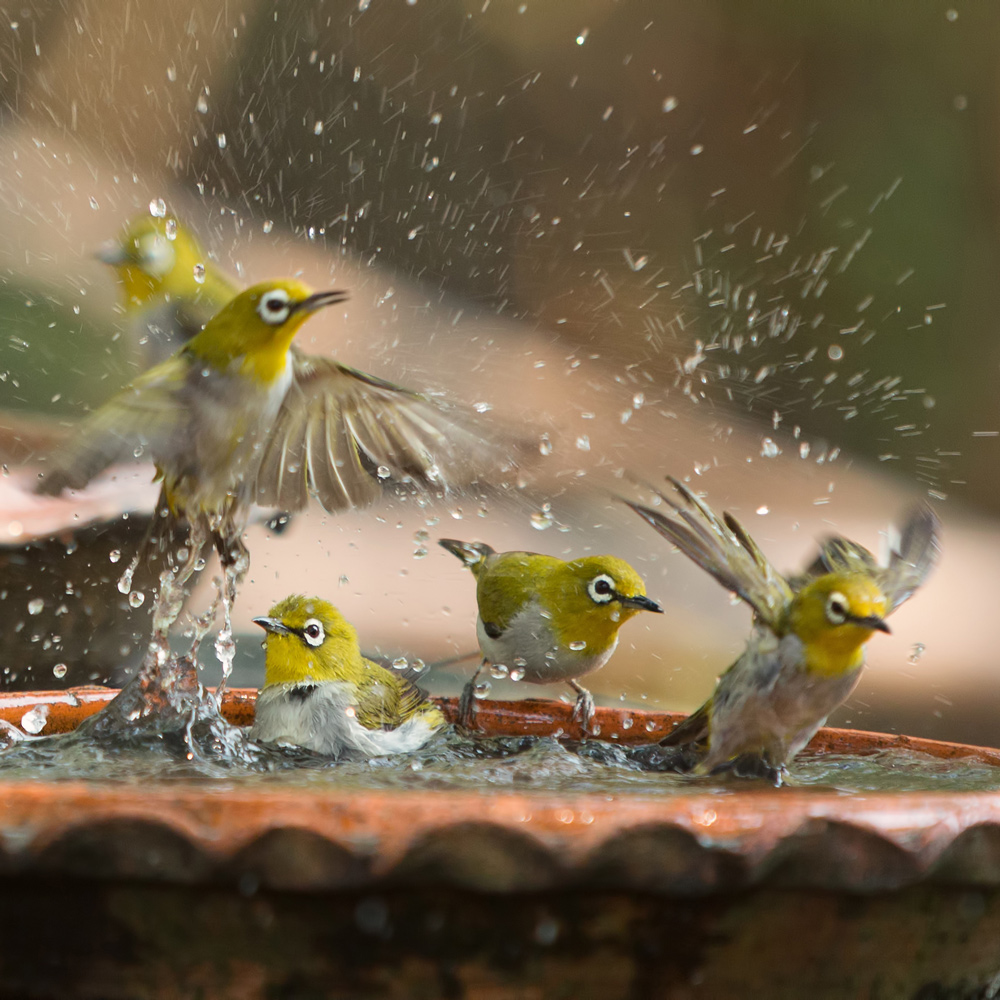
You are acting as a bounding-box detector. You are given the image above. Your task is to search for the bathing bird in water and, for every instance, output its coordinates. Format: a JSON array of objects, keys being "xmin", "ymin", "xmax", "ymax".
[
  {"xmin": 439, "ymin": 540, "xmax": 662, "ymax": 731},
  {"xmin": 251, "ymin": 594, "xmax": 444, "ymax": 756},
  {"xmin": 626, "ymin": 478, "xmax": 939, "ymax": 785}
]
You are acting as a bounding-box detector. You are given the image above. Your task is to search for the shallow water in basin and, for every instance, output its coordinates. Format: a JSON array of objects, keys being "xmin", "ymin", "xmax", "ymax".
[{"xmin": 1, "ymin": 721, "xmax": 999, "ymax": 795}]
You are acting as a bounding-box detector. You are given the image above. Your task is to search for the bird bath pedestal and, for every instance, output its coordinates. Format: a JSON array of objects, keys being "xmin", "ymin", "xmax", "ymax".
[{"xmin": 1, "ymin": 688, "xmax": 999, "ymax": 999}]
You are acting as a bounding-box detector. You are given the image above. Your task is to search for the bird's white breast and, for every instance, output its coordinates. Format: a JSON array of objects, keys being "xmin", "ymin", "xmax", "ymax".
[{"xmin": 250, "ymin": 681, "xmax": 440, "ymax": 757}]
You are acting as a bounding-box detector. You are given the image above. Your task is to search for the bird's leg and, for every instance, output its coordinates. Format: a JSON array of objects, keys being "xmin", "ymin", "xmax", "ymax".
[
  {"xmin": 568, "ymin": 679, "xmax": 596, "ymax": 733},
  {"xmin": 458, "ymin": 659, "xmax": 487, "ymax": 730},
  {"xmin": 211, "ymin": 525, "xmax": 249, "ymax": 697}
]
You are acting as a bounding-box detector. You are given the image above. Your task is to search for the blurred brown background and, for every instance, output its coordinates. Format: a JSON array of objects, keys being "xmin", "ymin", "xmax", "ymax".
[{"xmin": 1, "ymin": 0, "xmax": 998, "ymax": 746}]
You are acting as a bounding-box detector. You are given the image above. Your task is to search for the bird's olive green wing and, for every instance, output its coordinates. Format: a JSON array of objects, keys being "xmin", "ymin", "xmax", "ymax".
[
  {"xmin": 35, "ymin": 356, "xmax": 190, "ymax": 495},
  {"xmin": 625, "ymin": 477, "xmax": 792, "ymax": 628},
  {"xmin": 473, "ymin": 551, "xmax": 542, "ymax": 635},
  {"xmin": 791, "ymin": 505, "xmax": 939, "ymax": 613},
  {"xmin": 254, "ymin": 355, "xmax": 520, "ymax": 513},
  {"xmin": 660, "ymin": 698, "xmax": 712, "ymax": 748},
  {"xmin": 353, "ymin": 661, "xmax": 431, "ymax": 730},
  {"xmin": 877, "ymin": 504, "xmax": 940, "ymax": 613},
  {"xmin": 790, "ymin": 535, "xmax": 878, "ymax": 592}
]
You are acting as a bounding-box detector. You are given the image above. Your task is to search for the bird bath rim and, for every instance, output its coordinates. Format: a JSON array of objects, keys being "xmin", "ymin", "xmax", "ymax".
[{"xmin": 1, "ymin": 687, "xmax": 999, "ymax": 894}]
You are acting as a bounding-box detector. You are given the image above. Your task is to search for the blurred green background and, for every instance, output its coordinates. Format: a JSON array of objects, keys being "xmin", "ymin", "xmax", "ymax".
[{"xmin": 2, "ymin": 0, "xmax": 995, "ymax": 503}]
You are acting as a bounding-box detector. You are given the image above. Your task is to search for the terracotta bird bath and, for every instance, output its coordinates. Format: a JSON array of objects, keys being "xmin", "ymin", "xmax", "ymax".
[{"xmin": 1, "ymin": 688, "xmax": 1000, "ymax": 999}]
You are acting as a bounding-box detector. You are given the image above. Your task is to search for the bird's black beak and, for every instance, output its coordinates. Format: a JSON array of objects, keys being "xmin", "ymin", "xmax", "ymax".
[
  {"xmin": 620, "ymin": 594, "xmax": 664, "ymax": 614},
  {"xmin": 294, "ymin": 289, "xmax": 350, "ymax": 314},
  {"xmin": 852, "ymin": 614, "xmax": 891, "ymax": 634},
  {"xmin": 252, "ymin": 616, "xmax": 292, "ymax": 636}
]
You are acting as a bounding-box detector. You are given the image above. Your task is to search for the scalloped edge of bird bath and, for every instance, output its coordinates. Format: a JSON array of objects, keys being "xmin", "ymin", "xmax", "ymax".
[{"xmin": 1, "ymin": 687, "xmax": 1000, "ymax": 894}]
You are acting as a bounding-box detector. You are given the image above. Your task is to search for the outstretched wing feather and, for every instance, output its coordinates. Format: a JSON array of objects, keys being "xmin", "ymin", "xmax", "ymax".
[
  {"xmin": 626, "ymin": 478, "xmax": 792, "ymax": 627},
  {"xmin": 879, "ymin": 504, "xmax": 940, "ymax": 613},
  {"xmin": 35, "ymin": 357, "xmax": 189, "ymax": 495},
  {"xmin": 255, "ymin": 356, "xmax": 517, "ymax": 513}
]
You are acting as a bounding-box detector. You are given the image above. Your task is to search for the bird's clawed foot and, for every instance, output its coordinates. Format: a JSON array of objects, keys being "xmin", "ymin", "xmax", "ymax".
[
  {"xmin": 457, "ymin": 680, "xmax": 479, "ymax": 731},
  {"xmin": 569, "ymin": 681, "xmax": 596, "ymax": 734}
]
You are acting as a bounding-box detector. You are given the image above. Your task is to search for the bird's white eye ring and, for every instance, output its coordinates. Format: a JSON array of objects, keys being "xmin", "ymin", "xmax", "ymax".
[
  {"xmin": 587, "ymin": 574, "xmax": 616, "ymax": 604},
  {"xmin": 301, "ymin": 619, "xmax": 325, "ymax": 646},
  {"xmin": 825, "ymin": 591, "xmax": 849, "ymax": 625},
  {"xmin": 256, "ymin": 289, "xmax": 292, "ymax": 325}
]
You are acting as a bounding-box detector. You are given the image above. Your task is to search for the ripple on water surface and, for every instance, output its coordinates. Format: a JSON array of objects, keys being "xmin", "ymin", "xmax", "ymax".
[{"xmin": 0, "ymin": 724, "xmax": 998, "ymax": 795}]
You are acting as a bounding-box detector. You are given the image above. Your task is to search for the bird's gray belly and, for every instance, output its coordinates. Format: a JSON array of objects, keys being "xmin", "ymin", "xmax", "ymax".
[{"xmin": 477, "ymin": 603, "xmax": 615, "ymax": 684}]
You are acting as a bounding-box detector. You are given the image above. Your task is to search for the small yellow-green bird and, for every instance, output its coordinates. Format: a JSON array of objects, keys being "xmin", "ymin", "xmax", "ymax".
[
  {"xmin": 251, "ymin": 595, "xmax": 445, "ymax": 756},
  {"xmin": 439, "ymin": 539, "xmax": 663, "ymax": 730},
  {"xmin": 626, "ymin": 478, "xmax": 940, "ymax": 785},
  {"xmin": 37, "ymin": 278, "xmax": 517, "ymax": 637},
  {"xmin": 97, "ymin": 213, "xmax": 238, "ymax": 363}
]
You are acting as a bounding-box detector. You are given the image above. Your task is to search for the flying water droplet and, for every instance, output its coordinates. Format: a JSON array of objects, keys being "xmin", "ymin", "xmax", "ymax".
[
  {"xmin": 376, "ymin": 465, "xmax": 391, "ymax": 480},
  {"xmin": 908, "ymin": 642, "xmax": 926, "ymax": 664},
  {"xmin": 27, "ymin": 598, "xmax": 44, "ymax": 615},
  {"xmin": 262, "ymin": 220, "xmax": 274, "ymax": 234},
  {"xmin": 52, "ymin": 663, "xmax": 68, "ymax": 680},
  {"xmin": 193, "ymin": 263, "xmax": 206, "ymax": 284},
  {"xmin": 117, "ymin": 565, "xmax": 135, "ymax": 595},
  {"xmin": 109, "ymin": 549, "xmax": 121, "ymax": 564},
  {"xmin": 760, "ymin": 438, "xmax": 781, "ymax": 458},
  {"xmin": 214, "ymin": 628, "xmax": 236, "ymax": 686},
  {"xmin": 196, "ymin": 94, "xmax": 208, "ymax": 114},
  {"xmin": 165, "ymin": 218, "xmax": 177, "ymax": 240},
  {"xmin": 149, "ymin": 198, "xmax": 166, "ymax": 218},
  {"xmin": 392, "ymin": 657, "xmax": 408, "ymax": 670},
  {"xmin": 409, "ymin": 659, "xmax": 426, "ymax": 674},
  {"xmin": 313, "ymin": 120, "xmax": 324, "ymax": 135},
  {"xmin": 216, "ymin": 132, "xmax": 227, "ymax": 150},
  {"xmin": 575, "ymin": 435, "xmax": 591, "ymax": 452},
  {"xmin": 128, "ymin": 591, "xmax": 145, "ymax": 609},
  {"xmin": 539, "ymin": 433, "xmax": 553, "ymax": 457},
  {"xmin": 531, "ymin": 504, "xmax": 553, "ymax": 530},
  {"xmin": 473, "ymin": 680, "xmax": 492, "ymax": 700},
  {"xmin": 20, "ymin": 705, "xmax": 49, "ymax": 735}
]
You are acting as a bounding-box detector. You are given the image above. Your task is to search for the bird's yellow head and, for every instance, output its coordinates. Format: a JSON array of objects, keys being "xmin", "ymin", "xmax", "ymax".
[
  {"xmin": 253, "ymin": 594, "xmax": 365, "ymax": 686},
  {"xmin": 788, "ymin": 573, "xmax": 889, "ymax": 677},
  {"xmin": 98, "ymin": 214, "xmax": 217, "ymax": 307},
  {"xmin": 551, "ymin": 554, "xmax": 663, "ymax": 650},
  {"xmin": 186, "ymin": 280, "xmax": 348, "ymax": 381}
]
